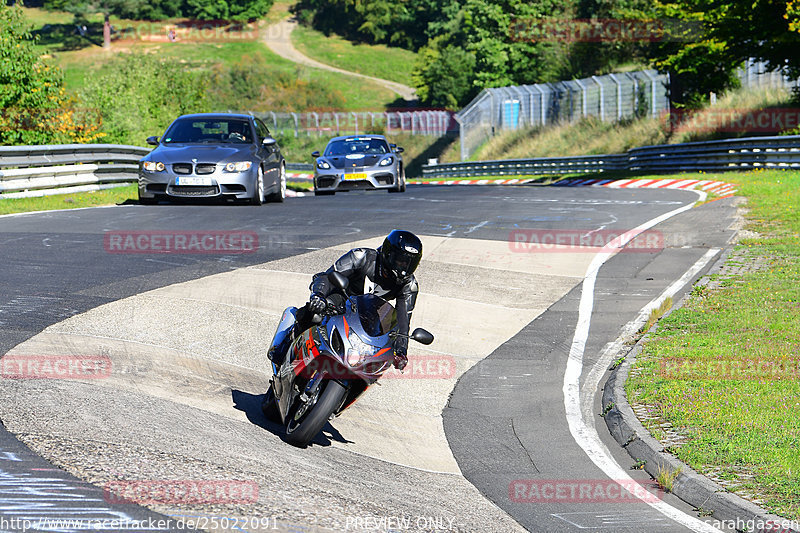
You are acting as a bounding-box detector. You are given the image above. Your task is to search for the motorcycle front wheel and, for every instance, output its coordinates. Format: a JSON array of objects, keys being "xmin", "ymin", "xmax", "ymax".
[{"xmin": 285, "ymin": 379, "xmax": 347, "ymax": 447}]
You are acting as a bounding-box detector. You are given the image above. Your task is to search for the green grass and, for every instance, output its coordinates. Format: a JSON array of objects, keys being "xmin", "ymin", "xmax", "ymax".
[
  {"xmin": 291, "ymin": 24, "xmax": 417, "ymax": 87},
  {"xmin": 0, "ymin": 184, "xmax": 138, "ymax": 215},
  {"xmin": 626, "ymin": 169, "xmax": 800, "ymax": 520},
  {"xmin": 24, "ymin": 6, "xmax": 399, "ymax": 112}
]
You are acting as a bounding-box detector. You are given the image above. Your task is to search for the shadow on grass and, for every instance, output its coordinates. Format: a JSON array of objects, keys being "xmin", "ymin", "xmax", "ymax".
[
  {"xmin": 34, "ymin": 22, "xmax": 103, "ymax": 51},
  {"xmin": 404, "ymin": 133, "xmax": 457, "ymax": 178}
]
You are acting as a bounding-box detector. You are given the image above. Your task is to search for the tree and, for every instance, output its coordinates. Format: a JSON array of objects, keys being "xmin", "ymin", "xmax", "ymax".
[
  {"xmin": 45, "ymin": 0, "xmax": 147, "ymax": 48},
  {"xmin": 1, "ymin": 4, "xmax": 102, "ymax": 144},
  {"xmin": 412, "ymin": 38, "xmax": 478, "ymax": 108},
  {"xmin": 412, "ymin": 0, "xmax": 571, "ymax": 107},
  {"xmin": 647, "ymin": 0, "xmax": 800, "ymax": 107},
  {"xmin": 789, "ymin": 1, "xmax": 800, "ymax": 33},
  {"xmin": 184, "ymin": 0, "xmax": 273, "ymax": 22}
]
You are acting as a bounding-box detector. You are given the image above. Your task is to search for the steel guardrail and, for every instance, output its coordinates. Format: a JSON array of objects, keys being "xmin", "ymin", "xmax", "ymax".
[
  {"xmin": 0, "ymin": 144, "xmax": 317, "ymax": 199},
  {"xmin": 422, "ymin": 135, "xmax": 800, "ymax": 179},
  {"xmin": 0, "ymin": 144, "xmax": 151, "ymax": 199}
]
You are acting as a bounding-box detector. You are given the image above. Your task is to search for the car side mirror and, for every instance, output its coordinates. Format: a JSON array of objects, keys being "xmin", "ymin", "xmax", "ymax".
[
  {"xmin": 262, "ymin": 137, "xmax": 277, "ymax": 146},
  {"xmin": 328, "ymin": 271, "xmax": 349, "ymax": 291},
  {"xmin": 146, "ymin": 136, "xmax": 160, "ymax": 146},
  {"xmin": 411, "ymin": 328, "xmax": 434, "ymax": 345},
  {"xmin": 311, "ymin": 151, "xmax": 320, "ymax": 158},
  {"xmin": 394, "ymin": 147, "xmax": 404, "ymax": 154}
]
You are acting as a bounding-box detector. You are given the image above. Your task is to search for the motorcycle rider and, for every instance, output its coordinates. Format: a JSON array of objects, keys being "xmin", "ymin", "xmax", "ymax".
[{"xmin": 296, "ymin": 230, "xmax": 422, "ymax": 371}]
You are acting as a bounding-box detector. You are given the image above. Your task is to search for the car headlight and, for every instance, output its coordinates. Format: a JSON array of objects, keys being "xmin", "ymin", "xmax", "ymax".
[
  {"xmin": 379, "ymin": 157, "xmax": 394, "ymax": 167},
  {"xmin": 317, "ymin": 159, "xmax": 331, "ymax": 169},
  {"xmin": 346, "ymin": 332, "xmax": 375, "ymax": 367},
  {"xmin": 224, "ymin": 161, "xmax": 252, "ymax": 172},
  {"xmin": 142, "ymin": 161, "xmax": 165, "ymax": 172}
]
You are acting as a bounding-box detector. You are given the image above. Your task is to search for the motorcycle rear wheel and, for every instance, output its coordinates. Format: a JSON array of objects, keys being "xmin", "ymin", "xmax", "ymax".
[{"xmin": 285, "ymin": 380, "xmax": 346, "ymax": 447}]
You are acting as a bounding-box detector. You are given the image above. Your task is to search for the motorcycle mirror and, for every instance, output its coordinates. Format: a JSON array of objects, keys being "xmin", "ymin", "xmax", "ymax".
[
  {"xmin": 328, "ymin": 271, "xmax": 349, "ymax": 291},
  {"xmin": 411, "ymin": 328, "xmax": 434, "ymax": 345}
]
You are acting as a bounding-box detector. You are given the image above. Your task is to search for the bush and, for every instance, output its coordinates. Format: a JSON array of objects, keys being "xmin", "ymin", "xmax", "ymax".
[
  {"xmin": 0, "ymin": 3, "xmax": 99, "ymax": 144},
  {"xmin": 79, "ymin": 53, "xmax": 207, "ymax": 145}
]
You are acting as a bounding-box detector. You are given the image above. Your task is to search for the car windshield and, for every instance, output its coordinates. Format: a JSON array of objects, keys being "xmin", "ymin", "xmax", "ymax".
[
  {"xmin": 325, "ymin": 138, "xmax": 389, "ymax": 156},
  {"xmin": 163, "ymin": 119, "xmax": 251, "ymax": 144},
  {"xmin": 354, "ymin": 294, "xmax": 396, "ymax": 337}
]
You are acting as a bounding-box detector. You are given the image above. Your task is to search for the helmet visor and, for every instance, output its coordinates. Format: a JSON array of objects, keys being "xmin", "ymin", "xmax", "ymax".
[{"xmin": 385, "ymin": 247, "xmax": 420, "ymax": 277}]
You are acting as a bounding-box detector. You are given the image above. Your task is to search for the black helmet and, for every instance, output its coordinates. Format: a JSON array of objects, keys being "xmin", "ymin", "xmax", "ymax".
[{"xmin": 379, "ymin": 230, "xmax": 422, "ymax": 280}]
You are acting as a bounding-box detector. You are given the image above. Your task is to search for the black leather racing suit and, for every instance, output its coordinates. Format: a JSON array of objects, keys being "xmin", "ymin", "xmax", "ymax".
[{"xmin": 307, "ymin": 247, "xmax": 418, "ymax": 355}]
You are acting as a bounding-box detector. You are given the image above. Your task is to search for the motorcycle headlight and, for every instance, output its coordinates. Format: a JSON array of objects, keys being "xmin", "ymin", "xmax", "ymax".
[
  {"xmin": 224, "ymin": 161, "xmax": 252, "ymax": 172},
  {"xmin": 317, "ymin": 159, "xmax": 331, "ymax": 169},
  {"xmin": 379, "ymin": 157, "xmax": 393, "ymax": 167},
  {"xmin": 346, "ymin": 333, "xmax": 375, "ymax": 367},
  {"xmin": 143, "ymin": 161, "xmax": 165, "ymax": 172}
]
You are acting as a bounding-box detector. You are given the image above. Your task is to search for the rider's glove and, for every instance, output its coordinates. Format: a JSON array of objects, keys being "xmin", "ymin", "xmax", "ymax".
[
  {"xmin": 393, "ymin": 351, "xmax": 408, "ymax": 371},
  {"xmin": 308, "ymin": 294, "xmax": 327, "ymax": 314}
]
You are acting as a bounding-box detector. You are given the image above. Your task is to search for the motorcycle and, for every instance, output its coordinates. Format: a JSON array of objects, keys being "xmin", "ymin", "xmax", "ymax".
[{"xmin": 262, "ymin": 271, "xmax": 434, "ymax": 447}]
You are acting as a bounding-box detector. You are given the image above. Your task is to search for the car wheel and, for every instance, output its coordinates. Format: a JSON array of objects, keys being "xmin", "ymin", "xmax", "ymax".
[
  {"xmin": 250, "ymin": 166, "xmax": 265, "ymax": 206},
  {"xmin": 389, "ymin": 172, "xmax": 404, "ymax": 193},
  {"xmin": 267, "ymin": 163, "xmax": 286, "ymax": 203}
]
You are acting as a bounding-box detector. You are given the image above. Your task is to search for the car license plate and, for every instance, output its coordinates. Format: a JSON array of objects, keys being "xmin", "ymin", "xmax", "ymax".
[
  {"xmin": 342, "ymin": 173, "xmax": 368, "ymax": 181},
  {"xmin": 175, "ymin": 176, "xmax": 213, "ymax": 186}
]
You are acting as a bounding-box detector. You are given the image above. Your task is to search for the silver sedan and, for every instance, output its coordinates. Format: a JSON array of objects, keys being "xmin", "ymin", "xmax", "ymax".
[{"xmin": 138, "ymin": 113, "xmax": 286, "ymax": 205}]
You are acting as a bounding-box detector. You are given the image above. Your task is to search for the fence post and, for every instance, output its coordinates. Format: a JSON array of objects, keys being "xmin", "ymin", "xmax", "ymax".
[
  {"xmin": 642, "ymin": 70, "xmax": 658, "ymax": 119},
  {"xmin": 291, "ymin": 113, "xmax": 298, "ymax": 137},
  {"xmin": 574, "ymin": 79, "xmax": 587, "ymax": 119},
  {"xmin": 335, "ymin": 113, "xmax": 340, "ymax": 136},
  {"xmin": 608, "ymin": 73, "xmax": 622, "ymax": 121},
  {"xmin": 592, "ymin": 76, "xmax": 604, "ymax": 121},
  {"xmin": 533, "ymin": 85, "xmax": 546, "ymax": 126}
]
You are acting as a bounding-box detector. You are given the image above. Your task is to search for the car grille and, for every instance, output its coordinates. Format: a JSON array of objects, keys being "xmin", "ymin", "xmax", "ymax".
[
  {"xmin": 317, "ymin": 177, "xmax": 337, "ymax": 188},
  {"xmin": 374, "ymin": 174, "xmax": 393, "ymax": 185},
  {"xmin": 195, "ymin": 164, "xmax": 216, "ymax": 175},
  {"xmin": 172, "ymin": 163, "xmax": 192, "ymax": 175},
  {"xmin": 168, "ymin": 185, "xmax": 219, "ymax": 197},
  {"xmin": 146, "ymin": 184, "xmax": 167, "ymax": 193},
  {"xmin": 340, "ymin": 180, "xmax": 373, "ymax": 190}
]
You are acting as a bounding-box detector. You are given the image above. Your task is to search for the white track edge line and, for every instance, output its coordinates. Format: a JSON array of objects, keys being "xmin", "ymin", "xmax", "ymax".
[{"xmin": 563, "ymin": 189, "xmax": 722, "ymax": 533}]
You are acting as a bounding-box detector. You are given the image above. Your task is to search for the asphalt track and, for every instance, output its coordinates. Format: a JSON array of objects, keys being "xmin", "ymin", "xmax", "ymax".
[{"xmin": 0, "ymin": 184, "xmax": 738, "ymax": 532}]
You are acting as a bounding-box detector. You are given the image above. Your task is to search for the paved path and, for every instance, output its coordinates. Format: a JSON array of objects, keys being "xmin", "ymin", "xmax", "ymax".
[{"xmin": 263, "ymin": 18, "xmax": 417, "ymax": 101}]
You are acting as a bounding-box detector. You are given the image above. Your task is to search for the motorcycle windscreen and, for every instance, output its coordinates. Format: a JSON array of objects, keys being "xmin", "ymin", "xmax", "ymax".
[{"xmin": 355, "ymin": 294, "xmax": 397, "ymax": 336}]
